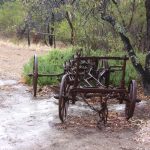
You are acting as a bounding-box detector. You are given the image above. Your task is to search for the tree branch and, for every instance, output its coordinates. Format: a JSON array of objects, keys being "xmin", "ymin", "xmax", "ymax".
[{"xmin": 101, "ymin": 14, "xmax": 145, "ymax": 76}]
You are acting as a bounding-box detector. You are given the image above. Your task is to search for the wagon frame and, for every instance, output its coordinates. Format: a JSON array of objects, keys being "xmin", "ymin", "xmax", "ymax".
[
  {"xmin": 29, "ymin": 51, "xmax": 138, "ymax": 125},
  {"xmin": 58, "ymin": 52, "xmax": 137, "ymax": 124}
]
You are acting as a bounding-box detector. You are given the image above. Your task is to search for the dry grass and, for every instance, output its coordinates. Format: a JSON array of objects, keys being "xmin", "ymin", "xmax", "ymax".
[
  {"xmin": 0, "ymin": 38, "xmax": 50, "ymax": 80},
  {"xmin": 0, "ymin": 38, "xmax": 52, "ymax": 51}
]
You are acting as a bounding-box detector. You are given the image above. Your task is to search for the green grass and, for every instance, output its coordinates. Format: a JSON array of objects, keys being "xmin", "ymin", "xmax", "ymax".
[
  {"xmin": 23, "ymin": 47, "xmax": 75, "ymax": 85},
  {"xmin": 23, "ymin": 48, "xmax": 146, "ymax": 87}
]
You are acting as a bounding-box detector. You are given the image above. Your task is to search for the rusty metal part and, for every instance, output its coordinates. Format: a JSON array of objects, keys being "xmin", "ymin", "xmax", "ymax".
[
  {"xmin": 98, "ymin": 59, "xmax": 110, "ymax": 87},
  {"xmin": 80, "ymin": 94, "xmax": 109, "ymax": 125},
  {"xmin": 98, "ymin": 101, "xmax": 108, "ymax": 125},
  {"xmin": 28, "ymin": 51, "xmax": 138, "ymax": 125},
  {"xmin": 28, "ymin": 55, "xmax": 64, "ymax": 97},
  {"xmin": 33, "ymin": 54, "xmax": 38, "ymax": 97},
  {"xmin": 125, "ymin": 80, "xmax": 137, "ymax": 120},
  {"xmin": 59, "ymin": 53, "xmax": 137, "ymax": 124},
  {"xmin": 59, "ymin": 74, "xmax": 70, "ymax": 122}
]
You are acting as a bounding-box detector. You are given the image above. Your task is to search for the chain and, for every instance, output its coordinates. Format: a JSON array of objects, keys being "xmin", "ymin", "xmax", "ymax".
[
  {"xmin": 79, "ymin": 93, "xmax": 109, "ymax": 126},
  {"xmin": 79, "ymin": 94, "xmax": 102, "ymax": 113}
]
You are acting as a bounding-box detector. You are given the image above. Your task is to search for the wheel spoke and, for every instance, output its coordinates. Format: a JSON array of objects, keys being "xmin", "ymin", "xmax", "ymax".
[{"xmin": 98, "ymin": 59, "xmax": 109, "ymax": 87}]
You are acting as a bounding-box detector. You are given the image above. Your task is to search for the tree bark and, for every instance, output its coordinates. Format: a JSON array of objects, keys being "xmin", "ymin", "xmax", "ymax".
[
  {"xmin": 27, "ymin": 25, "xmax": 30, "ymax": 46},
  {"xmin": 143, "ymin": 52, "xmax": 150, "ymax": 95},
  {"xmin": 66, "ymin": 11, "xmax": 75, "ymax": 45},
  {"xmin": 48, "ymin": 13, "xmax": 55, "ymax": 46},
  {"xmin": 144, "ymin": 0, "xmax": 150, "ymax": 94},
  {"xmin": 61, "ymin": 0, "xmax": 76, "ymax": 45},
  {"xmin": 145, "ymin": 0, "xmax": 150, "ymax": 52}
]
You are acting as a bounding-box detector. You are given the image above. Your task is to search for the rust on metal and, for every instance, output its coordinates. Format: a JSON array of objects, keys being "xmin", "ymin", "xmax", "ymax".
[{"xmin": 28, "ymin": 50, "xmax": 138, "ymax": 125}]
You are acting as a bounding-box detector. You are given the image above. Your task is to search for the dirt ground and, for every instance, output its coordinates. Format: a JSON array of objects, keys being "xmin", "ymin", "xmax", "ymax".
[
  {"xmin": 0, "ymin": 39, "xmax": 150, "ymax": 150},
  {"xmin": 0, "ymin": 39, "xmax": 50, "ymax": 80}
]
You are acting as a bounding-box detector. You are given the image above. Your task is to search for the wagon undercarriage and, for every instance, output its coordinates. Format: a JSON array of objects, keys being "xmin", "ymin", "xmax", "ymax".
[{"xmin": 29, "ymin": 50, "xmax": 138, "ymax": 126}]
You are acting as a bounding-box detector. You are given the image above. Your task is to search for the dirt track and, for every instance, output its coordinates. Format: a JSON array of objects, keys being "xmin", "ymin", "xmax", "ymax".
[
  {"xmin": 0, "ymin": 40, "xmax": 150, "ymax": 150},
  {"xmin": 0, "ymin": 40, "xmax": 49, "ymax": 80}
]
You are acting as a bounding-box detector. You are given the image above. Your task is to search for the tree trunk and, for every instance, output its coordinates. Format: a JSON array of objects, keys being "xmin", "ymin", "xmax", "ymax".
[
  {"xmin": 143, "ymin": 52, "xmax": 150, "ymax": 95},
  {"xmin": 61, "ymin": 0, "xmax": 76, "ymax": 45},
  {"xmin": 66, "ymin": 11, "xmax": 75, "ymax": 45},
  {"xmin": 144, "ymin": 0, "xmax": 150, "ymax": 94},
  {"xmin": 145, "ymin": 0, "xmax": 150, "ymax": 52},
  {"xmin": 101, "ymin": 14, "xmax": 150, "ymax": 95},
  {"xmin": 27, "ymin": 26, "xmax": 30, "ymax": 46},
  {"xmin": 48, "ymin": 13, "xmax": 55, "ymax": 47}
]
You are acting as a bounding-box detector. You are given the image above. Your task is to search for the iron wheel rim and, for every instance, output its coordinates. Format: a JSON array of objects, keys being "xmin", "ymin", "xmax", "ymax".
[
  {"xmin": 59, "ymin": 74, "xmax": 70, "ymax": 122},
  {"xmin": 125, "ymin": 80, "xmax": 137, "ymax": 120}
]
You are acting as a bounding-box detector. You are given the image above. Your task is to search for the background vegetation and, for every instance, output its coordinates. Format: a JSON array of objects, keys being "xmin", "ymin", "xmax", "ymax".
[
  {"xmin": 23, "ymin": 48, "xmax": 146, "ymax": 86},
  {"xmin": 0, "ymin": 0, "xmax": 147, "ymax": 51},
  {"xmin": 0, "ymin": 0, "xmax": 26, "ymax": 36},
  {"xmin": 0, "ymin": 0, "xmax": 149, "ymax": 87}
]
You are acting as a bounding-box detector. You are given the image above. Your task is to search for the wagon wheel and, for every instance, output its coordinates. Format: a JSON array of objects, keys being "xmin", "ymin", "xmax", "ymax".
[
  {"xmin": 98, "ymin": 59, "xmax": 110, "ymax": 87},
  {"xmin": 125, "ymin": 80, "xmax": 137, "ymax": 120},
  {"xmin": 59, "ymin": 74, "xmax": 70, "ymax": 122},
  {"xmin": 33, "ymin": 54, "xmax": 38, "ymax": 97}
]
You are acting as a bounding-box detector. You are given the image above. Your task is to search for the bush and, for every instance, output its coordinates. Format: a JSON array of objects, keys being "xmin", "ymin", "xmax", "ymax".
[
  {"xmin": 23, "ymin": 48, "xmax": 146, "ymax": 87},
  {"xmin": 23, "ymin": 48, "xmax": 75, "ymax": 85}
]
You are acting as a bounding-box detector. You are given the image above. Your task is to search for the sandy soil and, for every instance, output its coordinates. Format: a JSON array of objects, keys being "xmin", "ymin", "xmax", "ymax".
[
  {"xmin": 0, "ymin": 39, "xmax": 150, "ymax": 150},
  {"xmin": 0, "ymin": 39, "xmax": 49, "ymax": 80}
]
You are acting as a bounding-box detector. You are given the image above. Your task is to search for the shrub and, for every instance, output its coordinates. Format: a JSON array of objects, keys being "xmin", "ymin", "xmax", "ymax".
[
  {"xmin": 23, "ymin": 48, "xmax": 75, "ymax": 85},
  {"xmin": 23, "ymin": 48, "xmax": 146, "ymax": 87}
]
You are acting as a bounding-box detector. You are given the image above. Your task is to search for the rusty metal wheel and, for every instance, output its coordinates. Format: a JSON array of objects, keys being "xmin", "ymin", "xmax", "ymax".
[
  {"xmin": 125, "ymin": 80, "xmax": 137, "ymax": 120},
  {"xmin": 59, "ymin": 74, "xmax": 70, "ymax": 122},
  {"xmin": 99, "ymin": 59, "xmax": 110, "ymax": 87},
  {"xmin": 33, "ymin": 54, "xmax": 38, "ymax": 97}
]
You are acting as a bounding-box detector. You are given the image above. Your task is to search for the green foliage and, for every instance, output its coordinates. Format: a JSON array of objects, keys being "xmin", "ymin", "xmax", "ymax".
[
  {"xmin": 0, "ymin": 0, "xmax": 147, "ymax": 52},
  {"xmin": 23, "ymin": 48, "xmax": 146, "ymax": 87},
  {"xmin": 88, "ymin": 49, "xmax": 146, "ymax": 86},
  {"xmin": 109, "ymin": 0, "xmax": 146, "ymax": 51},
  {"xmin": 55, "ymin": 20, "xmax": 71, "ymax": 43},
  {"xmin": 0, "ymin": 0, "xmax": 26, "ymax": 33},
  {"xmin": 23, "ymin": 48, "xmax": 75, "ymax": 85},
  {"xmin": 54, "ymin": 0, "xmax": 147, "ymax": 51}
]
